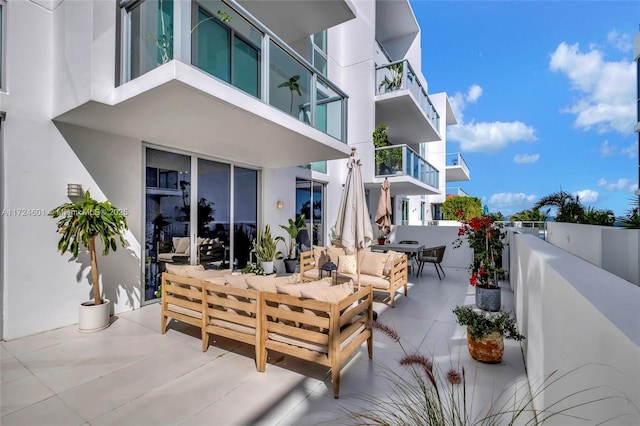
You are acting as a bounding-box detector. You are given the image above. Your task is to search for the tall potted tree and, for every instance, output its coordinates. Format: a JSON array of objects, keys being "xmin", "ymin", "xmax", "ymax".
[
  {"xmin": 278, "ymin": 214, "xmax": 306, "ymax": 273},
  {"xmin": 50, "ymin": 190, "xmax": 128, "ymax": 332}
]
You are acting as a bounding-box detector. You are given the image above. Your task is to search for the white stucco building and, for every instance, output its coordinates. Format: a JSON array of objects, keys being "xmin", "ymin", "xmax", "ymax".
[{"xmin": 0, "ymin": 0, "xmax": 466, "ymax": 339}]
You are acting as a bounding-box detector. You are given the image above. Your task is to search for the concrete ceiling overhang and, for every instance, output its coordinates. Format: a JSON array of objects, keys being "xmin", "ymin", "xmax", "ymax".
[
  {"xmin": 236, "ymin": 0, "xmax": 356, "ymax": 44},
  {"xmin": 375, "ymin": 0, "xmax": 419, "ymax": 45},
  {"xmin": 446, "ymin": 166, "xmax": 471, "ymax": 182},
  {"xmin": 365, "ymin": 177, "xmax": 439, "ymax": 197},
  {"xmin": 53, "ymin": 62, "xmax": 352, "ymax": 169},
  {"xmin": 375, "ymin": 91, "xmax": 441, "ymax": 144}
]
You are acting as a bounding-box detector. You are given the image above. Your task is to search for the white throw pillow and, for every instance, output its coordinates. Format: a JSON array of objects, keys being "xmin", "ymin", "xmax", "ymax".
[{"xmin": 338, "ymin": 254, "xmax": 357, "ymax": 275}]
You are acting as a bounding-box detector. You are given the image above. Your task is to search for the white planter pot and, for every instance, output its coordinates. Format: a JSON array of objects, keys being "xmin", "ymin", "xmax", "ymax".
[
  {"xmin": 260, "ymin": 261, "xmax": 275, "ymax": 275},
  {"xmin": 79, "ymin": 299, "xmax": 111, "ymax": 332}
]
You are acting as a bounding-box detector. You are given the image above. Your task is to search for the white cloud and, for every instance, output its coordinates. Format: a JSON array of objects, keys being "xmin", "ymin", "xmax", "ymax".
[
  {"xmin": 449, "ymin": 121, "xmax": 536, "ymax": 152},
  {"xmin": 598, "ymin": 178, "xmax": 633, "ymax": 191},
  {"xmin": 513, "ymin": 154, "xmax": 540, "ymax": 164},
  {"xmin": 599, "ymin": 140, "xmax": 614, "ymax": 156},
  {"xmin": 607, "ymin": 30, "xmax": 632, "ymax": 53},
  {"xmin": 620, "ymin": 141, "xmax": 638, "ymax": 159},
  {"xmin": 549, "ymin": 42, "xmax": 635, "ymax": 134},
  {"xmin": 448, "ymin": 85, "xmax": 536, "ymax": 152},
  {"xmin": 574, "ymin": 189, "xmax": 599, "ymax": 204},
  {"xmin": 488, "ymin": 192, "xmax": 538, "ymax": 209}
]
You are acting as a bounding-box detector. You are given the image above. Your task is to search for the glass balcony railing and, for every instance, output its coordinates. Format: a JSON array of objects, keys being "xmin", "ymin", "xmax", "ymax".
[
  {"xmin": 375, "ymin": 145, "xmax": 439, "ymax": 188},
  {"xmin": 446, "ymin": 152, "xmax": 470, "ymax": 174},
  {"xmin": 375, "ymin": 59, "xmax": 440, "ymax": 131},
  {"xmin": 121, "ymin": 0, "xmax": 347, "ymax": 142},
  {"xmin": 445, "ymin": 186, "xmax": 468, "ymax": 197}
]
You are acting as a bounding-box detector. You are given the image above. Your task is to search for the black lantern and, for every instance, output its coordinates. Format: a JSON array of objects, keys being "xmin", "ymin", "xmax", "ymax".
[{"xmin": 320, "ymin": 260, "xmax": 338, "ymax": 286}]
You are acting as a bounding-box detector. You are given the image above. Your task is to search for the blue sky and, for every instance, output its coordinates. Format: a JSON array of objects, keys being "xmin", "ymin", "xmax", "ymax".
[{"xmin": 411, "ymin": 0, "xmax": 640, "ymax": 218}]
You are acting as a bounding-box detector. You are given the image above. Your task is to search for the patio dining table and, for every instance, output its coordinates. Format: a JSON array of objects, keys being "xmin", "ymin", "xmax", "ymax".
[{"xmin": 370, "ymin": 242, "xmax": 424, "ymax": 273}]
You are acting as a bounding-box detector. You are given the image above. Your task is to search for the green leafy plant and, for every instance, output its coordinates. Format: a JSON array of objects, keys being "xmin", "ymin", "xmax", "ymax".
[
  {"xmin": 443, "ymin": 196, "xmax": 483, "ymax": 220},
  {"xmin": 252, "ymin": 225, "xmax": 283, "ymax": 263},
  {"xmin": 619, "ymin": 197, "xmax": 640, "ymax": 229},
  {"xmin": 379, "ymin": 62, "xmax": 404, "ymax": 92},
  {"xmin": 452, "ymin": 305, "xmax": 524, "ymax": 341},
  {"xmin": 50, "ymin": 190, "xmax": 129, "ymax": 306},
  {"xmin": 278, "ymin": 214, "xmax": 306, "ymax": 259},
  {"xmin": 278, "ymin": 75, "xmax": 302, "ymax": 115},
  {"xmin": 241, "ymin": 262, "xmax": 265, "ymax": 275}
]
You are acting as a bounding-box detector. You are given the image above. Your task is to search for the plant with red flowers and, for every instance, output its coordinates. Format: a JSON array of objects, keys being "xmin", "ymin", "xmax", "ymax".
[{"xmin": 453, "ymin": 209, "xmax": 505, "ymax": 288}]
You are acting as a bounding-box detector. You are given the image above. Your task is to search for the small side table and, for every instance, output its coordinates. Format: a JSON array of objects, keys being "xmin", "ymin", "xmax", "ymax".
[{"xmin": 320, "ymin": 261, "xmax": 338, "ymax": 286}]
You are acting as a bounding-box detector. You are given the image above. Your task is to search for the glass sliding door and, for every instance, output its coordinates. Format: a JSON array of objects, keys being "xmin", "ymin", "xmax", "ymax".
[
  {"xmin": 233, "ymin": 167, "xmax": 258, "ymax": 268},
  {"xmin": 296, "ymin": 178, "xmax": 324, "ymax": 247},
  {"xmin": 197, "ymin": 159, "xmax": 230, "ymax": 268},
  {"xmin": 144, "ymin": 148, "xmax": 191, "ymax": 301}
]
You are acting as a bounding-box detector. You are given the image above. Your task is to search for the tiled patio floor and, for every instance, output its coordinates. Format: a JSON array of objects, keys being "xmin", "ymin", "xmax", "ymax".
[{"xmin": 1, "ymin": 266, "xmax": 527, "ymax": 425}]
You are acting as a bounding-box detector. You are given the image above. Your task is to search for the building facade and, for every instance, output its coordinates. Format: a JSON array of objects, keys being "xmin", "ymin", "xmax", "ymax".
[{"xmin": 0, "ymin": 0, "xmax": 462, "ymax": 339}]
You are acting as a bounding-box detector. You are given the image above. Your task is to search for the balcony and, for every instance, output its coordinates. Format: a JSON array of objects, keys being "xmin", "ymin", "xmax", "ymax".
[
  {"xmin": 375, "ymin": 60, "xmax": 440, "ymax": 144},
  {"xmin": 53, "ymin": 0, "xmax": 350, "ymax": 169},
  {"xmin": 445, "ymin": 186, "xmax": 468, "ymax": 197},
  {"xmin": 370, "ymin": 145, "xmax": 439, "ymax": 195},
  {"xmin": 445, "ymin": 153, "xmax": 471, "ymax": 182}
]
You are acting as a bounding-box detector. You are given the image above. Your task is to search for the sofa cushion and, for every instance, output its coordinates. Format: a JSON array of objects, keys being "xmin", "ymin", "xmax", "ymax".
[
  {"xmin": 174, "ymin": 237, "xmax": 190, "ymax": 254},
  {"xmin": 224, "ymin": 273, "xmax": 251, "ymax": 289},
  {"xmin": 245, "ymin": 274, "xmax": 297, "ymax": 293},
  {"xmin": 300, "ymin": 281, "xmax": 354, "ymax": 302},
  {"xmin": 337, "ymin": 254, "xmax": 357, "ymax": 275},
  {"xmin": 360, "ymin": 251, "xmax": 387, "ymax": 277},
  {"xmin": 343, "ymin": 273, "xmax": 391, "ymax": 289},
  {"xmin": 326, "ymin": 246, "xmax": 346, "ymax": 263},
  {"xmin": 302, "ymin": 268, "xmax": 321, "ymax": 281},
  {"xmin": 185, "ymin": 269, "xmax": 232, "ymax": 285},
  {"xmin": 383, "ymin": 251, "xmax": 404, "ymax": 276},
  {"xmin": 312, "ymin": 245, "xmax": 328, "ymax": 267},
  {"xmin": 165, "ymin": 264, "xmax": 204, "ymax": 277},
  {"xmin": 275, "ymin": 278, "xmax": 332, "ymax": 297}
]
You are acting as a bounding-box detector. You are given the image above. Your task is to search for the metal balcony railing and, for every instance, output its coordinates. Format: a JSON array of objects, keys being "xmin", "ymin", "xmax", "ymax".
[
  {"xmin": 446, "ymin": 152, "xmax": 470, "ymax": 174},
  {"xmin": 374, "ymin": 59, "xmax": 440, "ymax": 131},
  {"xmin": 121, "ymin": 0, "xmax": 347, "ymax": 142},
  {"xmin": 375, "ymin": 145, "xmax": 439, "ymax": 188},
  {"xmin": 445, "ymin": 186, "xmax": 468, "ymax": 197}
]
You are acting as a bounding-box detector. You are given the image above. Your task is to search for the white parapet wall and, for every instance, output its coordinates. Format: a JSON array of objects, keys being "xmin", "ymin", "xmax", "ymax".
[
  {"xmin": 547, "ymin": 222, "xmax": 639, "ymax": 286},
  {"xmin": 509, "ymin": 231, "xmax": 640, "ymax": 424}
]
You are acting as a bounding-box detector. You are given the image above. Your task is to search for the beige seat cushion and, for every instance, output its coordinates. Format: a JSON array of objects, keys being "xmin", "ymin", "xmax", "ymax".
[
  {"xmin": 165, "ymin": 264, "xmax": 204, "ymax": 277},
  {"xmin": 224, "ymin": 273, "xmax": 251, "ymax": 289},
  {"xmin": 186, "ymin": 269, "xmax": 232, "ymax": 281},
  {"xmin": 300, "ymin": 281, "xmax": 354, "ymax": 302},
  {"xmin": 383, "ymin": 250, "xmax": 404, "ymax": 276},
  {"xmin": 359, "ymin": 251, "xmax": 387, "ymax": 277},
  {"xmin": 245, "ymin": 274, "xmax": 297, "ymax": 293},
  {"xmin": 302, "ymin": 268, "xmax": 321, "ymax": 281},
  {"xmin": 167, "ymin": 303, "xmax": 202, "ymax": 319},
  {"xmin": 174, "ymin": 237, "xmax": 190, "ymax": 254},
  {"xmin": 343, "ymin": 273, "xmax": 390, "ymax": 289},
  {"xmin": 275, "ymin": 278, "xmax": 332, "ymax": 297},
  {"xmin": 326, "ymin": 246, "xmax": 346, "ymax": 263}
]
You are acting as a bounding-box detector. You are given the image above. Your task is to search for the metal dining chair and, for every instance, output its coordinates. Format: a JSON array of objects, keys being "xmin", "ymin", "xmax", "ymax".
[
  {"xmin": 417, "ymin": 245, "xmax": 447, "ymax": 279},
  {"xmin": 398, "ymin": 240, "xmax": 419, "ymax": 272}
]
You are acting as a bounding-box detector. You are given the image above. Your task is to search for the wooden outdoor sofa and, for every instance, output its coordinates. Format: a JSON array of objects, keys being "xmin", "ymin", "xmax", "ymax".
[
  {"xmin": 299, "ymin": 246, "xmax": 409, "ymax": 307},
  {"xmin": 160, "ymin": 269, "xmax": 373, "ymax": 398}
]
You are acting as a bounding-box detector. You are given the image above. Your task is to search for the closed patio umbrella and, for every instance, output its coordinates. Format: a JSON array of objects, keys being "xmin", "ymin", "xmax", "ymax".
[
  {"xmin": 374, "ymin": 177, "xmax": 391, "ymax": 237},
  {"xmin": 334, "ymin": 147, "xmax": 373, "ymax": 288}
]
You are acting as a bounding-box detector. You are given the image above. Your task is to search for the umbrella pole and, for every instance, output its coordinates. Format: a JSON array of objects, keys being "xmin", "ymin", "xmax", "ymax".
[{"xmin": 356, "ymin": 248, "xmax": 361, "ymax": 290}]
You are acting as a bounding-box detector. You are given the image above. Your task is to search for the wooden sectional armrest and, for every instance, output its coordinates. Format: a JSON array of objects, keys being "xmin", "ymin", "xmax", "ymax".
[{"xmin": 299, "ymin": 250, "xmax": 316, "ymax": 279}]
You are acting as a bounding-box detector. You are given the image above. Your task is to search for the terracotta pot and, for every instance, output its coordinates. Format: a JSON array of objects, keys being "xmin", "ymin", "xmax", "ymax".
[
  {"xmin": 377, "ymin": 239, "xmax": 385, "ymax": 245},
  {"xmin": 467, "ymin": 329, "xmax": 504, "ymax": 363}
]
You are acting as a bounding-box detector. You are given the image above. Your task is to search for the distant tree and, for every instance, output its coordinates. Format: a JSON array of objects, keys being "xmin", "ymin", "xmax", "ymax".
[
  {"xmin": 619, "ymin": 198, "xmax": 640, "ymax": 229},
  {"xmin": 509, "ymin": 208, "xmax": 548, "ymax": 229},
  {"xmin": 534, "ymin": 190, "xmax": 584, "ymax": 223},
  {"xmin": 489, "ymin": 211, "xmax": 505, "ymax": 222},
  {"xmin": 582, "ymin": 207, "xmax": 615, "ymax": 226},
  {"xmin": 442, "ymin": 196, "xmax": 482, "ymax": 220}
]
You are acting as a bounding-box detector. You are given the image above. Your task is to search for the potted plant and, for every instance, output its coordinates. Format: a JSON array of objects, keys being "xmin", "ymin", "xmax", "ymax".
[
  {"xmin": 453, "ymin": 305, "xmax": 524, "ymax": 363},
  {"xmin": 252, "ymin": 225, "xmax": 282, "ymax": 275},
  {"xmin": 278, "ymin": 214, "xmax": 306, "ymax": 273},
  {"xmin": 376, "ymin": 229, "xmax": 386, "ymax": 245},
  {"xmin": 50, "ymin": 190, "xmax": 128, "ymax": 332},
  {"xmin": 453, "ymin": 209, "xmax": 505, "ymax": 311}
]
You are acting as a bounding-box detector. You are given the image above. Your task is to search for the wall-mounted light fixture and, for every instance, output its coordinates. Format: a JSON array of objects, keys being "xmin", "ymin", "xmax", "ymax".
[
  {"xmin": 67, "ymin": 183, "xmax": 83, "ymax": 197},
  {"xmin": 277, "ymin": 200, "xmax": 284, "ymax": 209}
]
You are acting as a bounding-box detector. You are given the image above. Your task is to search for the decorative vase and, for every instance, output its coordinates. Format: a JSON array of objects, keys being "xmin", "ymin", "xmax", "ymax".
[
  {"xmin": 475, "ymin": 285, "xmax": 501, "ymax": 312},
  {"xmin": 260, "ymin": 261, "xmax": 275, "ymax": 275},
  {"xmin": 467, "ymin": 329, "xmax": 504, "ymax": 363},
  {"xmin": 79, "ymin": 299, "xmax": 111, "ymax": 333}
]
